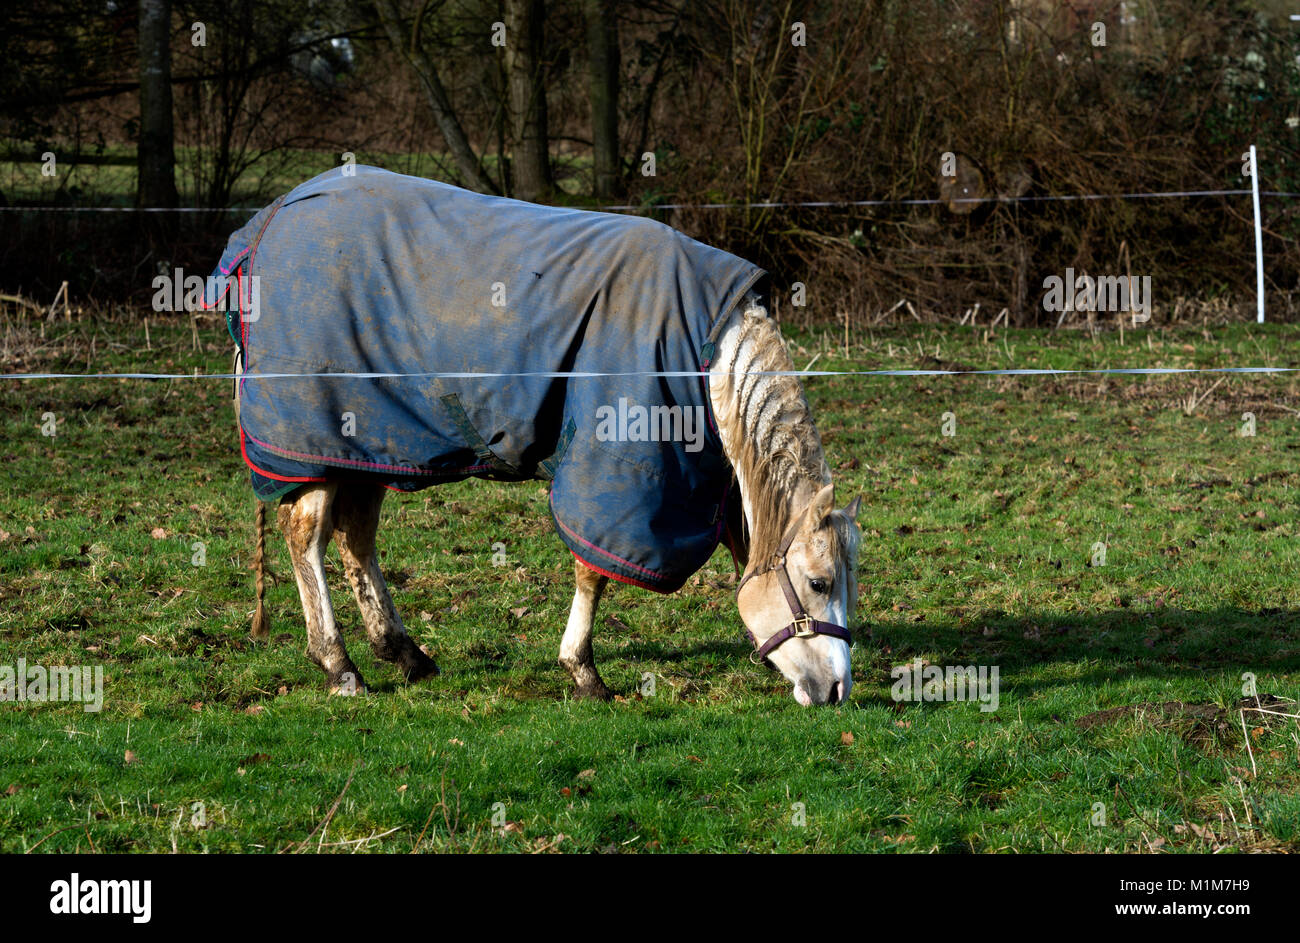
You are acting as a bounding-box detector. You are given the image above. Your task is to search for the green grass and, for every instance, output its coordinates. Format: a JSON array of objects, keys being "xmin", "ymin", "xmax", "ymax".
[{"xmin": 2, "ymin": 314, "xmax": 1298, "ymax": 852}]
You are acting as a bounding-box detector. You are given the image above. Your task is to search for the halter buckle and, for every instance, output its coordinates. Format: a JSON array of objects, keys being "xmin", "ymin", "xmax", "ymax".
[{"xmin": 792, "ymin": 614, "xmax": 816, "ymax": 638}]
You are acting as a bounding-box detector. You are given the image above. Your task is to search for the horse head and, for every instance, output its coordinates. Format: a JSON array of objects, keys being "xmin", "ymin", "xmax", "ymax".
[{"xmin": 737, "ymin": 484, "xmax": 861, "ymax": 705}]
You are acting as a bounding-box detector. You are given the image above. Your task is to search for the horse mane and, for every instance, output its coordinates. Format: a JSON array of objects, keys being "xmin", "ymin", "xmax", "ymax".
[{"xmin": 715, "ymin": 303, "xmax": 835, "ymax": 568}]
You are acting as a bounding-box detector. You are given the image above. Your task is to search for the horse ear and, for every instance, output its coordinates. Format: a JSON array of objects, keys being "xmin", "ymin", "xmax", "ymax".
[
  {"xmin": 804, "ymin": 483, "xmax": 835, "ymax": 531},
  {"xmin": 843, "ymin": 495, "xmax": 862, "ymax": 521}
]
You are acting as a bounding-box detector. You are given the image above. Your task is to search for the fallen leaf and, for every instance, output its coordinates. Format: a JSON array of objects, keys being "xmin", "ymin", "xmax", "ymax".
[
  {"xmin": 686, "ymin": 755, "xmax": 703, "ymax": 763},
  {"xmin": 560, "ymin": 787, "xmax": 571, "ymax": 797},
  {"xmin": 448, "ymin": 738, "xmax": 464, "ymax": 746},
  {"xmin": 397, "ymin": 784, "xmax": 408, "ymax": 793},
  {"xmin": 840, "ymin": 731, "xmax": 854, "ymax": 745},
  {"xmin": 577, "ymin": 768, "xmax": 596, "ymax": 780},
  {"xmin": 277, "ymin": 685, "xmax": 288, "ymax": 696},
  {"xmin": 5, "ymin": 784, "xmax": 20, "ymax": 796},
  {"xmin": 244, "ymin": 704, "xmax": 264, "ymax": 715},
  {"xmin": 150, "ymin": 527, "xmax": 167, "ymax": 539},
  {"xmin": 604, "ymin": 615, "xmax": 631, "ymax": 633},
  {"xmin": 895, "ymin": 720, "xmax": 911, "ymax": 729},
  {"xmin": 510, "ymin": 607, "xmax": 529, "ymax": 619},
  {"xmin": 124, "ymin": 750, "xmax": 139, "ymax": 765},
  {"xmin": 190, "ymin": 702, "xmax": 203, "ymax": 712}
]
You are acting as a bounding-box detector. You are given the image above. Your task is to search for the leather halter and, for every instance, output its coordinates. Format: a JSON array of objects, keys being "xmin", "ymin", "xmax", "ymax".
[{"xmin": 736, "ymin": 503, "xmax": 853, "ymax": 664}]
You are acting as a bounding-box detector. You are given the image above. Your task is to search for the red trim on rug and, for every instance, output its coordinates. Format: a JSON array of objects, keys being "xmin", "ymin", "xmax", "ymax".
[
  {"xmin": 571, "ymin": 552, "xmax": 674, "ymax": 594},
  {"xmin": 239, "ymin": 426, "xmax": 326, "ymax": 484},
  {"xmin": 244, "ymin": 428, "xmax": 495, "ymax": 478},
  {"xmin": 550, "ymin": 493, "xmax": 662, "ymax": 581}
]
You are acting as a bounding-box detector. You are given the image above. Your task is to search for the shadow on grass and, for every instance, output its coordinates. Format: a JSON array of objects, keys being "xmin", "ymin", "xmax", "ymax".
[
  {"xmin": 615, "ymin": 638, "xmax": 746, "ymax": 663},
  {"xmin": 592, "ymin": 605, "xmax": 1299, "ymax": 678},
  {"xmin": 209, "ymin": 603, "xmax": 1298, "ymax": 707},
  {"xmin": 857, "ymin": 605, "xmax": 1300, "ymax": 698}
]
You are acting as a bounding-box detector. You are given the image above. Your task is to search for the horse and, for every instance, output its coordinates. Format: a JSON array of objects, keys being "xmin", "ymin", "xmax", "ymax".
[{"xmin": 211, "ymin": 167, "xmax": 860, "ymax": 705}]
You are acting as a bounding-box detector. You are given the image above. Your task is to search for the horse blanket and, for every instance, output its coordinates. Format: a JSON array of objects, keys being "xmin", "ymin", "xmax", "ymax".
[{"xmin": 207, "ymin": 166, "xmax": 764, "ymax": 592}]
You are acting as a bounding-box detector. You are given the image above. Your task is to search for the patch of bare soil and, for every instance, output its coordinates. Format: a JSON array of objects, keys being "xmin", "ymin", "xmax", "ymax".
[{"xmin": 1075, "ymin": 694, "xmax": 1291, "ymax": 751}]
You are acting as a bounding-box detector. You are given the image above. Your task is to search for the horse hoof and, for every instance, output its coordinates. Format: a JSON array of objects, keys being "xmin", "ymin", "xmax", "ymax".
[
  {"xmin": 575, "ymin": 682, "xmax": 612, "ymax": 701},
  {"xmin": 403, "ymin": 650, "xmax": 440, "ymax": 682},
  {"xmin": 328, "ymin": 669, "xmax": 367, "ymax": 696}
]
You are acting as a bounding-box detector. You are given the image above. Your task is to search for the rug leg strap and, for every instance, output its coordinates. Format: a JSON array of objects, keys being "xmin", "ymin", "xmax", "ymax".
[
  {"xmin": 439, "ymin": 392, "xmax": 519, "ymax": 476},
  {"xmin": 538, "ymin": 418, "xmax": 576, "ymax": 480}
]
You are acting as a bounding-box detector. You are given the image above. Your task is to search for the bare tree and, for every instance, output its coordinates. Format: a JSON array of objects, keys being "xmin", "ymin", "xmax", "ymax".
[
  {"xmin": 374, "ymin": 0, "xmax": 498, "ymax": 194},
  {"xmin": 137, "ymin": 0, "xmax": 178, "ymax": 207},
  {"xmin": 505, "ymin": 0, "xmax": 551, "ymax": 201},
  {"xmin": 584, "ymin": 0, "xmax": 620, "ymax": 199}
]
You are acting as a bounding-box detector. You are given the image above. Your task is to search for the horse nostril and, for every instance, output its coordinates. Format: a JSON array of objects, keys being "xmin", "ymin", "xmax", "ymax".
[{"xmin": 828, "ymin": 681, "xmax": 841, "ymax": 703}]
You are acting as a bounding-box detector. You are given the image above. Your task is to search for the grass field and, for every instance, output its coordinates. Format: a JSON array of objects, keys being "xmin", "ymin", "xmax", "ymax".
[{"xmin": 2, "ymin": 312, "xmax": 1299, "ymax": 853}]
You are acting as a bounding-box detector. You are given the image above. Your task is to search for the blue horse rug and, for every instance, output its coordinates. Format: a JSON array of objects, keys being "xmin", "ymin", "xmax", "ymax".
[{"xmin": 207, "ymin": 166, "xmax": 765, "ymax": 592}]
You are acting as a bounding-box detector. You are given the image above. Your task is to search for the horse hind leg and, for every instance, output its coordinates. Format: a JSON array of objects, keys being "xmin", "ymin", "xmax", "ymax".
[
  {"xmin": 559, "ymin": 560, "xmax": 611, "ymax": 699},
  {"xmin": 332, "ymin": 483, "xmax": 439, "ymax": 683},
  {"xmin": 279, "ymin": 483, "xmax": 365, "ymax": 694}
]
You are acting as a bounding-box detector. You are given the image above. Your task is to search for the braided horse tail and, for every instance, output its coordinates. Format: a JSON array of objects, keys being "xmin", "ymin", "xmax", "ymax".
[{"xmin": 251, "ymin": 501, "xmax": 270, "ymax": 638}]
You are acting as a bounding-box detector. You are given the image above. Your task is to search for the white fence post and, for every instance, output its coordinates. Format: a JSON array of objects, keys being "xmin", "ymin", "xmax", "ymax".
[{"xmin": 1251, "ymin": 143, "xmax": 1264, "ymax": 323}]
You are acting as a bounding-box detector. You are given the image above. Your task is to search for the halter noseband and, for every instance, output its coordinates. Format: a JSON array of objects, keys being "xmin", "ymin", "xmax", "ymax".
[{"xmin": 735, "ymin": 504, "xmax": 853, "ymax": 664}]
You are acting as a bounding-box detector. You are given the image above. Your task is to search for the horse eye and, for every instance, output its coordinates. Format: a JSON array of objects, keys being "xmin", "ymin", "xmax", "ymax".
[{"xmin": 809, "ymin": 578, "xmax": 829, "ymax": 595}]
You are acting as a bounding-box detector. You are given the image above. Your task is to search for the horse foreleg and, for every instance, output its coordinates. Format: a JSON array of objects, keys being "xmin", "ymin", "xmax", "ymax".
[
  {"xmin": 559, "ymin": 560, "xmax": 611, "ymax": 699},
  {"xmin": 279, "ymin": 483, "xmax": 364, "ymax": 694},
  {"xmin": 333, "ymin": 483, "xmax": 439, "ymax": 683}
]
